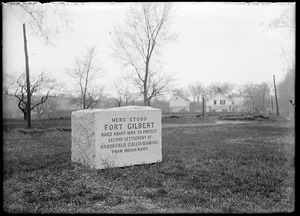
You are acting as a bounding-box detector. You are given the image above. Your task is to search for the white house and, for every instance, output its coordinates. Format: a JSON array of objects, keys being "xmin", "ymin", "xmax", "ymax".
[
  {"xmin": 169, "ymin": 96, "xmax": 190, "ymax": 113},
  {"xmin": 205, "ymin": 93, "xmax": 233, "ymax": 112}
]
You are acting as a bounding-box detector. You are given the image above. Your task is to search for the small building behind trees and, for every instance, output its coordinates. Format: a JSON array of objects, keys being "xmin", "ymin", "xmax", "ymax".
[
  {"xmin": 169, "ymin": 96, "xmax": 190, "ymax": 113},
  {"xmin": 229, "ymin": 94, "xmax": 247, "ymax": 112}
]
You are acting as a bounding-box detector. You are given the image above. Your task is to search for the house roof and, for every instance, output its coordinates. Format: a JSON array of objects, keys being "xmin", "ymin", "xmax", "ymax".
[
  {"xmin": 170, "ymin": 95, "xmax": 190, "ymax": 102},
  {"xmin": 205, "ymin": 92, "xmax": 233, "ymax": 103}
]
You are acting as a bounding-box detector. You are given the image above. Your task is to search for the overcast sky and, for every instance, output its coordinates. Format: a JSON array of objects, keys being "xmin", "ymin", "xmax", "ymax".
[{"xmin": 3, "ymin": 2, "xmax": 295, "ymax": 97}]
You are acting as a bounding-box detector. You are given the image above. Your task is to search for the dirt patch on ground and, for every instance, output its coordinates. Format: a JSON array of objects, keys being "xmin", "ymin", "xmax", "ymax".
[
  {"xmin": 163, "ymin": 112, "xmax": 289, "ymax": 125},
  {"xmin": 218, "ymin": 113, "xmax": 288, "ymax": 122},
  {"xmin": 162, "ymin": 121, "xmax": 253, "ymax": 128},
  {"xmin": 162, "ymin": 114, "xmax": 217, "ymax": 124}
]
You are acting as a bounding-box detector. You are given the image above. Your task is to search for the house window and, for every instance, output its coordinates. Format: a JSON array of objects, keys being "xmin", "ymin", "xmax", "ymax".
[
  {"xmin": 214, "ymin": 100, "xmax": 217, "ymax": 105},
  {"xmin": 220, "ymin": 100, "xmax": 225, "ymax": 105}
]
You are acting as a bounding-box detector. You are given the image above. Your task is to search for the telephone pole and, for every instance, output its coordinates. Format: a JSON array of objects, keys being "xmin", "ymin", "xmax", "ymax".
[
  {"xmin": 273, "ymin": 75, "xmax": 279, "ymax": 117},
  {"xmin": 23, "ymin": 23, "xmax": 31, "ymax": 128},
  {"xmin": 271, "ymin": 95, "xmax": 273, "ymax": 111},
  {"xmin": 202, "ymin": 90, "xmax": 205, "ymax": 119}
]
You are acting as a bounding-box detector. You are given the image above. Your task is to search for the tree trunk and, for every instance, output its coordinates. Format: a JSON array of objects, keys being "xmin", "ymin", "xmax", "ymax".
[
  {"xmin": 23, "ymin": 23, "xmax": 31, "ymax": 127},
  {"xmin": 83, "ymin": 96, "xmax": 86, "ymax": 109},
  {"xmin": 143, "ymin": 81, "xmax": 148, "ymax": 106},
  {"xmin": 271, "ymin": 95, "xmax": 273, "ymax": 111},
  {"xmin": 144, "ymin": 59, "xmax": 149, "ymax": 106},
  {"xmin": 23, "ymin": 110, "xmax": 27, "ymax": 121}
]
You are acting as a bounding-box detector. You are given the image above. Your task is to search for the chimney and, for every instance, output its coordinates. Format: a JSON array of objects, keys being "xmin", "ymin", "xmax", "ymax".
[{"xmin": 217, "ymin": 87, "xmax": 221, "ymax": 93}]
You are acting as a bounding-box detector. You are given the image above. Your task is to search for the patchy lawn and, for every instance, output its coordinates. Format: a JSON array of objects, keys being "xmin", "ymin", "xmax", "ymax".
[
  {"xmin": 3, "ymin": 121, "xmax": 294, "ymax": 213},
  {"xmin": 3, "ymin": 118, "xmax": 72, "ymax": 131}
]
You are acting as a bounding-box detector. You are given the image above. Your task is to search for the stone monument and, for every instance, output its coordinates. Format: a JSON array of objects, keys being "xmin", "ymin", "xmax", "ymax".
[{"xmin": 71, "ymin": 106, "xmax": 162, "ymax": 169}]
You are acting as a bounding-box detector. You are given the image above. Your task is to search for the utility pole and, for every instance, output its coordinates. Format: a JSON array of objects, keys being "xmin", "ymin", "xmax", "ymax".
[
  {"xmin": 271, "ymin": 95, "xmax": 273, "ymax": 111},
  {"xmin": 273, "ymin": 75, "xmax": 279, "ymax": 117},
  {"xmin": 23, "ymin": 23, "xmax": 31, "ymax": 128},
  {"xmin": 202, "ymin": 97, "xmax": 205, "ymax": 118},
  {"xmin": 202, "ymin": 91, "xmax": 205, "ymax": 119}
]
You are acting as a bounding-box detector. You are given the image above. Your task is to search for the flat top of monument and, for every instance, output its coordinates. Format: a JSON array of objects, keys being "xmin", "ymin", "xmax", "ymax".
[{"xmin": 72, "ymin": 106, "xmax": 161, "ymax": 114}]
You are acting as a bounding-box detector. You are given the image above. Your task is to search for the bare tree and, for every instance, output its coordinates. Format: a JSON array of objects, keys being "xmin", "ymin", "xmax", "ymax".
[
  {"xmin": 253, "ymin": 82, "xmax": 271, "ymax": 112},
  {"xmin": 8, "ymin": 2, "xmax": 72, "ymax": 46},
  {"xmin": 242, "ymin": 82, "xmax": 271, "ymax": 113},
  {"xmin": 242, "ymin": 82, "xmax": 257, "ymax": 113},
  {"xmin": 68, "ymin": 45, "xmax": 105, "ymax": 109},
  {"xmin": 70, "ymin": 86, "xmax": 105, "ymax": 110},
  {"xmin": 34, "ymin": 97, "xmax": 58, "ymax": 119},
  {"xmin": 4, "ymin": 2, "xmax": 71, "ymax": 127},
  {"xmin": 267, "ymin": 6, "xmax": 295, "ymax": 119},
  {"xmin": 124, "ymin": 90, "xmax": 136, "ymax": 106},
  {"xmin": 112, "ymin": 3, "xmax": 177, "ymax": 106},
  {"xmin": 267, "ymin": 7, "xmax": 295, "ymax": 71},
  {"xmin": 135, "ymin": 70, "xmax": 174, "ymax": 106},
  {"xmin": 205, "ymin": 82, "xmax": 236, "ymax": 98},
  {"xmin": 12, "ymin": 71, "xmax": 62, "ymax": 120},
  {"xmin": 171, "ymin": 87, "xmax": 189, "ymax": 98},
  {"xmin": 2, "ymin": 72, "xmax": 14, "ymax": 95},
  {"xmin": 259, "ymin": 82, "xmax": 271, "ymax": 111},
  {"xmin": 268, "ymin": 8, "xmax": 295, "ymax": 30},
  {"xmin": 188, "ymin": 82, "xmax": 203, "ymax": 103},
  {"xmin": 112, "ymin": 74, "xmax": 137, "ymax": 107},
  {"xmin": 220, "ymin": 82, "xmax": 236, "ymax": 96}
]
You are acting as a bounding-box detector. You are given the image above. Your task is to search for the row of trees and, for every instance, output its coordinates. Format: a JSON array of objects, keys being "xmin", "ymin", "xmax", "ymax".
[
  {"xmin": 171, "ymin": 81, "xmax": 272, "ymax": 113},
  {"xmin": 173, "ymin": 82, "xmax": 236, "ymax": 102},
  {"xmin": 3, "ymin": 67, "xmax": 275, "ymax": 119},
  {"xmin": 4, "ymin": 63, "xmax": 292, "ymax": 120}
]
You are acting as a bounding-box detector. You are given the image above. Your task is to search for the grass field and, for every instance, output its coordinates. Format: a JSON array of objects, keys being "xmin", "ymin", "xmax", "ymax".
[{"xmin": 3, "ymin": 119, "xmax": 295, "ymax": 213}]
